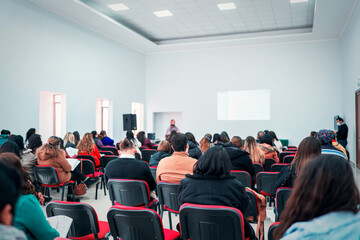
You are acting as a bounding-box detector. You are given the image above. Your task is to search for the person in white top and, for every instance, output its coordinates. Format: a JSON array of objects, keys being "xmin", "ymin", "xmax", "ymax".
[{"xmin": 269, "ymin": 131, "xmax": 282, "ymax": 153}]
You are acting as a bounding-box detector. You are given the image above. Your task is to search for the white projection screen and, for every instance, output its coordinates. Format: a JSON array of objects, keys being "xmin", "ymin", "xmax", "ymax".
[{"xmin": 217, "ymin": 89, "xmax": 270, "ymax": 120}]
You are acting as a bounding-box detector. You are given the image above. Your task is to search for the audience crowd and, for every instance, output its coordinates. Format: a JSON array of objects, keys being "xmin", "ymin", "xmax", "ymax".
[{"xmin": 0, "ymin": 125, "xmax": 358, "ymax": 240}]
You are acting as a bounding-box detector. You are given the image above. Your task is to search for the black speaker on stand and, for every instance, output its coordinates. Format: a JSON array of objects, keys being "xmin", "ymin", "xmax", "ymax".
[{"xmin": 123, "ymin": 114, "xmax": 137, "ymax": 131}]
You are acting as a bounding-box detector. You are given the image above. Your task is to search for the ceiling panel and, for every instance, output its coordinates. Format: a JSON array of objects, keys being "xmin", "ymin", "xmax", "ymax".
[{"xmin": 79, "ymin": 0, "xmax": 316, "ymax": 44}]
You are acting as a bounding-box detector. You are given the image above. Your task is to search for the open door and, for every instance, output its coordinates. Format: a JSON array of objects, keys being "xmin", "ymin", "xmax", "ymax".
[{"xmin": 356, "ymin": 89, "xmax": 360, "ymax": 168}]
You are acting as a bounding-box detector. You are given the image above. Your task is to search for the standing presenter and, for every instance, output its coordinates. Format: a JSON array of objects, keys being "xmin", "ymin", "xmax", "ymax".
[{"xmin": 165, "ymin": 119, "xmax": 179, "ymax": 140}]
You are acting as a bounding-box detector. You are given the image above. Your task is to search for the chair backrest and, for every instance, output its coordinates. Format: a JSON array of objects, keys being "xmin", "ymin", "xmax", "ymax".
[
  {"xmin": 100, "ymin": 155, "xmax": 118, "ymax": 169},
  {"xmin": 244, "ymin": 189, "xmax": 258, "ymax": 222},
  {"xmin": 77, "ymin": 155, "xmax": 96, "ymax": 166},
  {"xmin": 230, "ymin": 171, "xmax": 252, "ymax": 188},
  {"xmin": 252, "ymin": 163, "xmax": 264, "ymax": 177},
  {"xmin": 179, "ymin": 203, "xmax": 245, "ymax": 240},
  {"xmin": 99, "ymin": 151, "xmax": 113, "ymax": 156},
  {"xmin": 34, "ymin": 165, "xmax": 60, "ymax": 186},
  {"xmin": 135, "ymin": 152, "xmax": 141, "ymax": 160},
  {"xmin": 279, "ymin": 152, "xmax": 295, "ymax": 163},
  {"xmin": 256, "ymin": 172, "xmax": 279, "ymax": 196},
  {"xmin": 157, "ymin": 182, "xmax": 180, "ymax": 213},
  {"xmin": 46, "ymin": 201, "xmax": 100, "ymax": 239},
  {"xmin": 268, "ymin": 222, "xmax": 280, "ymax": 240},
  {"xmin": 270, "ymin": 163, "xmax": 289, "ymax": 172},
  {"xmin": 107, "ymin": 179, "xmax": 150, "ymax": 207},
  {"xmin": 264, "ymin": 158, "xmax": 276, "ymax": 171},
  {"xmin": 276, "ymin": 188, "xmax": 293, "ymax": 219},
  {"xmin": 141, "ymin": 149, "xmax": 157, "ymax": 163},
  {"xmin": 107, "ymin": 205, "xmax": 166, "ymax": 240},
  {"xmin": 102, "ymin": 146, "xmax": 119, "ymax": 156},
  {"xmin": 149, "ymin": 166, "xmax": 157, "ymax": 181},
  {"xmin": 283, "ymin": 155, "xmax": 295, "ymax": 164},
  {"xmin": 77, "ymin": 159, "xmax": 95, "ymax": 177}
]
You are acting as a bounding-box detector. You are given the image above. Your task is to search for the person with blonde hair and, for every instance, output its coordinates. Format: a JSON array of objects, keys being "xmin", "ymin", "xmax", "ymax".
[
  {"xmin": 77, "ymin": 133, "xmax": 102, "ymax": 167},
  {"xmin": 149, "ymin": 140, "xmax": 172, "ymax": 167},
  {"xmin": 63, "ymin": 132, "xmax": 76, "ymax": 148},
  {"xmin": 244, "ymin": 136, "xmax": 265, "ymax": 165}
]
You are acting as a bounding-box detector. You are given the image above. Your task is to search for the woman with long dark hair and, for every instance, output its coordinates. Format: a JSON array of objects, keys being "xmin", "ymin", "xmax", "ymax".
[
  {"xmin": 136, "ymin": 131, "xmax": 155, "ymax": 149},
  {"xmin": 178, "ymin": 146, "xmax": 256, "ymax": 239},
  {"xmin": 274, "ymin": 155, "xmax": 360, "ymax": 239},
  {"xmin": 185, "ymin": 132, "xmax": 202, "ymax": 159},
  {"xmin": 275, "ymin": 137, "xmax": 321, "ymax": 190}
]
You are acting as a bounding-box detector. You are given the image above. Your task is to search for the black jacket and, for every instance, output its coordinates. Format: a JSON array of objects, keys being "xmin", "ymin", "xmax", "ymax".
[
  {"xmin": 275, "ymin": 164, "xmax": 296, "ymax": 190},
  {"xmin": 149, "ymin": 151, "xmax": 172, "ymax": 167},
  {"xmin": 337, "ymin": 123, "xmax": 348, "ymax": 140},
  {"xmin": 105, "ymin": 158, "xmax": 156, "ymax": 191},
  {"xmin": 222, "ymin": 143, "xmax": 255, "ymax": 182},
  {"xmin": 188, "ymin": 141, "xmax": 202, "ymax": 159},
  {"xmin": 178, "ymin": 174, "xmax": 255, "ymax": 239}
]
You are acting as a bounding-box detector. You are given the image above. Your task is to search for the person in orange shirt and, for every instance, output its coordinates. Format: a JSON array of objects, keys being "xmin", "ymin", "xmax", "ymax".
[
  {"xmin": 156, "ymin": 133, "xmax": 197, "ymax": 183},
  {"xmin": 259, "ymin": 134, "xmax": 279, "ymax": 163},
  {"xmin": 77, "ymin": 133, "xmax": 102, "ymax": 168}
]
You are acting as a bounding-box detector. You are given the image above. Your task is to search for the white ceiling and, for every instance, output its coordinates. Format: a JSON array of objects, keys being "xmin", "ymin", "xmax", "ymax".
[
  {"xmin": 78, "ymin": 0, "xmax": 315, "ymax": 44},
  {"xmin": 29, "ymin": 0, "xmax": 358, "ymax": 53}
]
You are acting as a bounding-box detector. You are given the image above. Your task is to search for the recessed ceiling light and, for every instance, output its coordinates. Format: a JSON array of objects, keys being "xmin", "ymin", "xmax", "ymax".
[
  {"xmin": 153, "ymin": 10, "xmax": 173, "ymax": 17},
  {"xmin": 107, "ymin": 3, "xmax": 129, "ymax": 11},
  {"xmin": 217, "ymin": 3, "xmax": 236, "ymax": 10},
  {"xmin": 290, "ymin": 0, "xmax": 309, "ymax": 3}
]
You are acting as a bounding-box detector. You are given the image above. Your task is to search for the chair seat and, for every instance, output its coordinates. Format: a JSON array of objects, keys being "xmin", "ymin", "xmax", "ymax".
[
  {"xmin": 41, "ymin": 180, "xmax": 75, "ymax": 188},
  {"xmin": 115, "ymin": 198, "xmax": 159, "ymax": 208},
  {"xmin": 70, "ymin": 221, "xmax": 109, "ymax": 240},
  {"xmin": 164, "ymin": 205, "xmax": 179, "ymax": 214},
  {"xmin": 164, "ymin": 229, "xmax": 181, "ymax": 240},
  {"xmin": 85, "ymin": 172, "xmax": 104, "ymax": 178}
]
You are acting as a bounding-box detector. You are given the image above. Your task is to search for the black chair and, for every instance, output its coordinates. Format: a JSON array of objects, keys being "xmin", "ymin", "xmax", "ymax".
[
  {"xmin": 149, "ymin": 166, "xmax": 157, "ymax": 181},
  {"xmin": 244, "ymin": 189, "xmax": 258, "ymax": 223},
  {"xmin": 99, "ymin": 151, "xmax": 113, "ymax": 156},
  {"xmin": 107, "ymin": 205, "xmax": 180, "ymax": 240},
  {"xmin": 46, "ymin": 201, "xmax": 110, "ymax": 240},
  {"xmin": 135, "ymin": 152, "xmax": 141, "ymax": 160},
  {"xmin": 256, "ymin": 172, "xmax": 279, "ymax": 205},
  {"xmin": 268, "ymin": 222, "xmax": 280, "ymax": 240},
  {"xmin": 264, "ymin": 158, "xmax": 276, "ymax": 171},
  {"xmin": 179, "ymin": 203, "xmax": 245, "ymax": 240},
  {"xmin": 141, "ymin": 149, "xmax": 157, "ymax": 163},
  {"xmin": 77, "ymin": 159, "xmax": 105, "ymax": 200},
  {"xmin": 34, "ymin": 165, "xmax": 74, "ymax": 201},
  {"xmin": 275, "ymin": 187, "xmax": 293, "ymax": 221},
  {"xmin": 157, "ymin": 182, "xmax": 180, "ymax": 230},
  {"xmin": 252, "ymin": 163, "xmax": 264, "ymax": 178},
  {"xmin": 77, "ymin": 155, "xmax": 97, "ymax": 168},
  {"xmin": 230, "ymin": 170, "xmax": 252, "ymax": 188},
  {"xmin": 101, "ymin": 146, "xmax": 119, "ymax": 156},
  {"xmin": 283, "ymin": 155, "xmax": 295, "ymax": 164},
  {"xmin": 279, "ymin": 152, "xmax": 295, "ymax": 163},
  {"xmin": 270, "ymin": 163, "xmax": 289, "ymax": 172},
  {"xmin": 100, "ymin": 155, "xmax": 118, "ymax": 169},
  {"xmin": 107, "ymin": 179, "xmax": 158, "ymax": 210}
]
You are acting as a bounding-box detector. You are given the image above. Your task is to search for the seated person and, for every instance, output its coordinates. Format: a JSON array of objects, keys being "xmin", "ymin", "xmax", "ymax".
[
  {"xmin": 244, "ymin": 136, "xmax": 265, "ymax": 165},
  {"xmin": 99, "ymin": 130, "xmax": 114, "ymax": 146},
  {"xmin": 91, "ymin": 130, "xmax": 103, "ymax": 149},
  {"xmin": 149, "ymin": 140, "xmax": 171, "ymax": 167},
  {"xmin": 77, "ymin": 133, "xmax": 102, "ymax": 167},
  {"xmin": 259, "ymin": 134, "xmax": 279, "ymax": 162},
  {"xmin": 105, "ymin": 139, "xmax": 156, "ymax": 192},
  {"xmin": 274, "ymin": 155, "xmax": 360, "ymax": 239},
  {"xmin": 0, "ymin": 153, "xmax": 59, "ymax": 240},
  {"xmin": 221, "ymin": 134, "xmax": 255, "ymax": 182},
  {"xmin": 178, "ymin": 146, "xmax": 256, "ymax": 240},
  {"xmin": 199, "ymin": 133, "xmax": 212, "ymax": 154},
  {"xmin": 156, "ymin": 133, "xmax": 197, "ymax": 183},
  {"xmin": 185, "ymin": 132, "xmax": 202, "ymax": 159},
  {"xmin": 317, "ymin": 129, "xmax": 347, "ymax": 159},
  {"xmin": 275, "ymin": 136, "xmax": 321, "ymax": 190},
  {"xmin": 136, "ymin": 131, "xmax": 155, "ymax": 149},
  {"xmin": 0, "ymin": 129, "xmax": 10, "ymax": 147},
  {"xmin": 0, "ymin": 161, "xmax": 26, "ymax": 240}
]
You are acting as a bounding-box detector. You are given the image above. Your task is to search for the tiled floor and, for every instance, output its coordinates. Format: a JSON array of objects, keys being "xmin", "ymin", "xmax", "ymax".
[{"xmin": 41, "ymin": 164, "xmax": 360, "ymax": 240}]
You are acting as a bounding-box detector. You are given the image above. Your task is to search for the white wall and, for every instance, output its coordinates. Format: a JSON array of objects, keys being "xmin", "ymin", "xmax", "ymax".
[
  {"xmin": 0, "ymin": 0, "xmax": 145, "ymax": 141},
  {"xmin": 340, "ymin": 1, "xmax": 360, "ymax": 163},
  {"xmin": 146, "ymin": 41, "xmax": 343, "ymax": 145}
]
